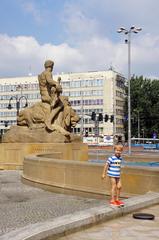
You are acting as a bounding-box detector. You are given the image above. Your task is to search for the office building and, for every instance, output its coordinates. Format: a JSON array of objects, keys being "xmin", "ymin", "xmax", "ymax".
[{"xmin": 0, "ymin": 69, "xmax": 125, "ymax": 139}]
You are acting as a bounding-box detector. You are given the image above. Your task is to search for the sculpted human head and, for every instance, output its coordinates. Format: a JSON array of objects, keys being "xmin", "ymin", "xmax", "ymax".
[{"xmin": 44, "ymin": 60, "xmax": 54, "ymax": 70}]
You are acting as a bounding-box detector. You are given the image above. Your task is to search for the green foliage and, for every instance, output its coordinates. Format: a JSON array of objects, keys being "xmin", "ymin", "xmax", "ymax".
[{"xmin": 124, "ymin": 76, "xmax": 159, "ymax": 139}]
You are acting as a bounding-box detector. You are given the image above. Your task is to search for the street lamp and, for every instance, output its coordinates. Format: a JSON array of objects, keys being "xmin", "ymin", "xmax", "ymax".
[
  {"xmin": 136, "ymin": 110, "xmax": 140, "ymax": 139},
  {"xmin": 8, "ymin": 95, "xmax": 28, "ymax": 117},
  {"xmin": 80, "ymin": 90, "xmax": 84, "ymax": 137},
  {"xmin": 142, "ymin": 128, "xmax": 145, "ymax": 144},
  {"xmin": 133, "ymin": 109, "xmax": 140, "ymax": 139},
  {"xmin": 117, "ymin": 26, "xmax": 142, "ymax": 154}
]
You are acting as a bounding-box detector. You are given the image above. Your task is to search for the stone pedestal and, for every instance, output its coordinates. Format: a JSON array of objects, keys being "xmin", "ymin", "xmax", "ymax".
[{"xmin": 0, "ymin": 142, "xmax": 88, "ymax": 170}]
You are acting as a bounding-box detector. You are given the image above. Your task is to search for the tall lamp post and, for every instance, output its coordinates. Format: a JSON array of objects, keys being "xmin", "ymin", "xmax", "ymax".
[
  {"xmin": 117, "ymin": 26, "xmax": 142, "ymax": 154},
  {"xmin": 8, "ymin": 95, "xmax": 28, "ymax": 117},
  {"xmin": 135, "ymin": 110, "xmax": 140, "ymax": 139},
  {"xmin": 80, "ymin": 90, "xmax": 84, "ymax": 137}
]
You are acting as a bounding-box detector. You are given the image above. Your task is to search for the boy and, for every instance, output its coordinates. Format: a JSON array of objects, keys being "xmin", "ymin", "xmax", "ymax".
[{"xmin": 102, "ymin": 145, "xmax": 124, "ymax": 206}]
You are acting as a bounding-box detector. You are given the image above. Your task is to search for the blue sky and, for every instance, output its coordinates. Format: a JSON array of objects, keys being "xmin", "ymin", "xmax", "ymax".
[{"xmin": 0, "ymin": 0, "xmax": 159, "ymax": 78}]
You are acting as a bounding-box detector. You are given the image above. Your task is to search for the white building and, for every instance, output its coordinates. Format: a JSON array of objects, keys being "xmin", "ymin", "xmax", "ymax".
[{"xmin": 0, "ymin": 69, "xmax": 125, "ymax": 140}]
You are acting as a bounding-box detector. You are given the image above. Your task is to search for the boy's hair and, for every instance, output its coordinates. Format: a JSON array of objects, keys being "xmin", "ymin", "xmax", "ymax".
[{"xmin": 114, "ymin": 145, "xmax": 123, "ymax": 151}]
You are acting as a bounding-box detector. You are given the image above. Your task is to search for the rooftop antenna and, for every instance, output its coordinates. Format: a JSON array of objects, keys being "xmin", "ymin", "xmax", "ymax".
[{"xmin": 108, "ymin": 62, "xmax": 115, "ymax": 71}]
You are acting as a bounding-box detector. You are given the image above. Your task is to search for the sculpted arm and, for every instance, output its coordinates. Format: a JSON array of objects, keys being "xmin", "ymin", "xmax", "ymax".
[{"xmin": 45, "ymin": 72, "xmax": 57, "ymax": 87}]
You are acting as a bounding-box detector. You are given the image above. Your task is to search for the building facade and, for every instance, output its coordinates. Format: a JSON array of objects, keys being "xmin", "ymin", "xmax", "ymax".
[{"xmin": 0, "ymin": 70, "xmax": 125, "ymax": 139}]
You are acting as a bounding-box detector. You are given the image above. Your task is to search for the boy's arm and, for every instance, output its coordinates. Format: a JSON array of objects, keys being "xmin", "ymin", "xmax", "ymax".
[{"xmin": 101, "ymin": 162, "xmax": 108, "ymax": 179}]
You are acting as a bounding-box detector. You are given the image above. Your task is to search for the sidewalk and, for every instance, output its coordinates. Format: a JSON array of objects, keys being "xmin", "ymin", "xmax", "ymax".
[
  {"xmin": 0, "ymin": 170, "xmax": 107, "ymax": 236},
  {"xmin": 1, "ymin": 170, "xmax": 159, "ymax": 240},
  {"xmin": 59, "ymin": 204, "xmax": 159, "ymax": 240}
]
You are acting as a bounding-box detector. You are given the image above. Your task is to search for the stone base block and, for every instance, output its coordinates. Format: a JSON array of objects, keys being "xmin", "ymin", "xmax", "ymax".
[{"xmin": 0, "ymin": 142, "xmax": 88, "ymax": 170}]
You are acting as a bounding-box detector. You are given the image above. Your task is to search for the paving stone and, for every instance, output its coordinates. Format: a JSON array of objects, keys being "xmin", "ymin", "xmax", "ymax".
[
  {"xmin": 0, "ymin": 170, "xmax": 107, "ymax": 236},
  {"xmin": 59, "ymin": 204, "xmax": 159, "ymax": 240},
  {"xmin": 1, "ymin": 171, "xmax": 159, "ymax": 240}
]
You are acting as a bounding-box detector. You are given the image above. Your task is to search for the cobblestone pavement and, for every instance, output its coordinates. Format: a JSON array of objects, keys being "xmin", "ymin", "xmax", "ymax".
[
  {"xmin": 59, "ymin": 204, "xmax": 159, "ymax": 240},
  {"xmin": 0, "ymin": 170, "xmax": 107, "ymax": 236}
]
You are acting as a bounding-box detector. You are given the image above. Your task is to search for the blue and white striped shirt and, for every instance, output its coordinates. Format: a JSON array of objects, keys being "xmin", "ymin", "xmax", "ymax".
[{"xmin": 106, "ymin": 155, "xmax": 122, "ymax": 178}]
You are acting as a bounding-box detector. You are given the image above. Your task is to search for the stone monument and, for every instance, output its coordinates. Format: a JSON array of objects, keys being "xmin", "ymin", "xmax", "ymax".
[{"xmin": 2, "ymin": 60, "xmax": 81, "ymax": 143}]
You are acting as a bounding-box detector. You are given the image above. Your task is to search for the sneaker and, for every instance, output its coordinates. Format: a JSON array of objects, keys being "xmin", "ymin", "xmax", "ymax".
[
  {"xmin": 116, "ymin": 200, "xmax": 125, "ymax": 206},
  {"xmin": 110, "ymin": 200, "xmax": 120, "ymax": 206}
]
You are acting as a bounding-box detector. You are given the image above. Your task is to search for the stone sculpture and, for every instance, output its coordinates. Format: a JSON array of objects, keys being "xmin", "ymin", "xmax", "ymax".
[{"xmin": 3, "ymin": 60, "xmax": 80, "ymax": 143}]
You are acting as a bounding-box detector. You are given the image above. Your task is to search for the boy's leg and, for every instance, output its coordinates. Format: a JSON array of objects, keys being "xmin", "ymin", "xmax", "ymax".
[
  {"xmin": 116, "ymin": 178, "xmax": 122, "ymax": 201},
  {"xmin": 116, "ymin": 178, "xmax": 124, "ymax": 205},
  {"xmin": 109, "ymin": 177, "xmax": 117, "ymax": 202}
]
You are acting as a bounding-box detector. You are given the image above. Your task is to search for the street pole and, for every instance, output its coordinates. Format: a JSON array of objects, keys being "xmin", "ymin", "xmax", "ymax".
[
  {"xmin": 117, "ymin": 26, "xmax": 142, "ymax": 155},
  {"xmin": 95, "ymin": 118, "xmax": 99, "ymax": 144},
  {"xmin": 137, "ymin": 111, "xmax": 140, "ymax": 139},
  {"xmin": 16, "ymin": 100, "xmax": 20, "ymax": 117},
  {"xmin": 113, "ymin": 76, "xmax": 116, "ymax": 146},
  {"xmin": 80, "ymin": 90, "xmax": 84, "ymax": 138},
  {"xmin": 128, "ymin": 31, "xmax": 131, "ymax": 154},
  {"xmin": 8, "ymin": 96, "xmax": 28, "ymax": 123}
]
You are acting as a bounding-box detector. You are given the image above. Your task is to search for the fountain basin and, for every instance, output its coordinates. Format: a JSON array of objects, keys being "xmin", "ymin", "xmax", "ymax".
[{"xmin": 22, "ymin": 153, "xmax": 159, "ymax": 197}]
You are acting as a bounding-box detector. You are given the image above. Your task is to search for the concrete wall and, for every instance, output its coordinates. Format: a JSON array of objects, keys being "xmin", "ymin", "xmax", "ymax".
[
  {"xmin": 0, "ymin": 143, "xmax": 88, "ymax": 170},
  {"xmin": 23, "ymin": 155, "xmax": 159, "ymax": 196}
]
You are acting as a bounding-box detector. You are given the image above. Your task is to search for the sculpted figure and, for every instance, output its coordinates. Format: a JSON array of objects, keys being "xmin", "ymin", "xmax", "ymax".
[
  {"xmin": 17, "ymin": 59, "xmax": 80, "ymax": 137},
  {"xmin": 38, "ymin": 60, "xmax": 61, "ymax": 106},
  {"xmin": 17, "ymin": 96, "xmax": 80, "ymax": 136},
  {"xmin": 46, "ymin": 96, "xmax": 80, "ymax": 137},
  {"xmin": 60, "ymin": 96, "xmax": 80, "ymax": 131},
  {"xmin": 38, "ymin": 60, "xmax": 63, "ymax": 130},
  {"xmin": 17, "ymin": 102, "xmax": 50, "ymax": 129},
  {"xmin": 45, "ymin": 77, "xmax": 64, "ymax": 130},
  {"xmin": 53, "ymin": 96, "xmax": 80, "ymax": 132},
  {"xmin": 3, "ymin": 59, "xmax": 82, "ymax": 143}
]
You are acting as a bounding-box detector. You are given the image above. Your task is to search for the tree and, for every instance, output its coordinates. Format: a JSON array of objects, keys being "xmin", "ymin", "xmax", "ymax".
[{"xmin": 124, "ymin": 76, "xmax": 159, "ymax": 139}]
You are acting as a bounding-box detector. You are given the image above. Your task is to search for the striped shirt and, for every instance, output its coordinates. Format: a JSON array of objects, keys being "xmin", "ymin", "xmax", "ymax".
[{"xmin": 106, "ymin": 155, "xmax": 122, "ymax": 178}]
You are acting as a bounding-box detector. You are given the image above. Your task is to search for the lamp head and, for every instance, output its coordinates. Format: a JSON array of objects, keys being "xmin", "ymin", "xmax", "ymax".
[
  {"xmin": 24, "ymin": 102, "xmax": 28, "ymax": 108},
  {"xmin": 4, "ymin": 121, "xmax": 8, "ymax": 127},
  {"xmin": 120, "ymin": 27, "xmax": 126, "ymax": 31},
  {"xmin": 135, "ymin": 27, "xmax": 142, "ymax": 31},
  {"xmin": 132, "ymin": 27, "xmax": 142, "ymax": 33},
  {"xmin": 133, "ymin": 30, "xmax": 138, "ymax": 33},
  {"xmin": 117, "ymin": 27, "xmax": 127, "ymax": 33},
  {"xmin": 117, "ymin": 29, "xmax": 123, "ymax": 33},
  {"xmin": 8, "ymin": 103, "xmax": 12, "ymax": 110}
]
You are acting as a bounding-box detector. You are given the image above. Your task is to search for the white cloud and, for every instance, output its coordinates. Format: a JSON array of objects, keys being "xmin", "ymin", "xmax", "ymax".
[
  {"xmin": 62, "ymin": 2, "xmax": 102, "ymax": 44},
  {"xmin": 0, "ymin": 33, "xmax": 159, "ymax": 79},
  {"xmin": 131, "ymin": 34, "xmax": 159, "ymax": 78},
  {"xmin": 0, "ymin": 34, "xmax": 83, "ymax": 77},
  {"xmin": 61, "ymin": 0, "xmax": 159, "ymax": 43}
]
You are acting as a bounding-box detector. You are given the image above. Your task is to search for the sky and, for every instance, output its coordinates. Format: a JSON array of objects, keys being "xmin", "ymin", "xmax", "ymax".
[{"xmin": 0, "ymin": 0, "xmax": 159, "ymax": 78}]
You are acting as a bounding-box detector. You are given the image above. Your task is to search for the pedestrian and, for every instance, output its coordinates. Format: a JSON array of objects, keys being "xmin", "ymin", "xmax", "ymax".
[{"xmin": 102, "ymin": 145, "xmax": 124, "ymax": 206}]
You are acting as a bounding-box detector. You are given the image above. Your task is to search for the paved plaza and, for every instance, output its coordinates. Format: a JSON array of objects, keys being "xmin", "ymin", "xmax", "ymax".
[
  {"xmin": 59, "ymin": 204, "xmax": 159, "ymax": 240},
  {"xmin": 0, "ymin": 170, "xmax": 159, "ymax": 240},
  {"xmin": 0, "ymin": 170, "xmax": 107, "ymax": 236}
]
